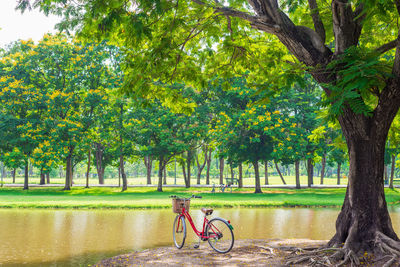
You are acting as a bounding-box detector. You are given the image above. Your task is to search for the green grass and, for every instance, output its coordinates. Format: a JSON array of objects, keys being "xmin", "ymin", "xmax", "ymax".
[{"xmin": 1, "ymin": 186, "xmax": 400, "ymax": 209}]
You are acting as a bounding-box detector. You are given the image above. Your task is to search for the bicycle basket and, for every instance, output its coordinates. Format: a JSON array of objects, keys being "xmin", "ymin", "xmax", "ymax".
[{"xmin": 172, "ymin": 198, "xmax": 190, "ymax": 213}]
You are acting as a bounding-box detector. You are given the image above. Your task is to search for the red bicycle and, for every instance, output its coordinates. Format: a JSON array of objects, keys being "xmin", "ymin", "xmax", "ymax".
[{"xmin": 170, "ymin": 195, "xmax": 234, "ymax": 253}]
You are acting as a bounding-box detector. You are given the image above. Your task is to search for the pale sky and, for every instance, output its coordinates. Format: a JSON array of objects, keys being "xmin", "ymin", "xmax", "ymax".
[{"xmin": 0, "ymin": 0, "xmax": 60, "ymax": 48}]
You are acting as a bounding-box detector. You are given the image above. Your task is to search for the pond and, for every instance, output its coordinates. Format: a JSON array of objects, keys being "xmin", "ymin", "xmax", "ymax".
[{"xmin": 1, "ymin": 207, "xmax": 400, "ymax": 266}]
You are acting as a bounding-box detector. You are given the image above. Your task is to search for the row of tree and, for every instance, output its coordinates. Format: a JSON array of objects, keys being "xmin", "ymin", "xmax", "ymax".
[{"xmin": 1, "ymin": 34, "xmax": 399, "ymax": 193}]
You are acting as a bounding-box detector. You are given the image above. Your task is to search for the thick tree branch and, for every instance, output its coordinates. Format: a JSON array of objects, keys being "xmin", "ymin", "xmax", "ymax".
[
  {"xmin": 307, "ymin": 0, "xmax": 326, "ymax": 43},
  {"xmin": 375, "ymin": 39, "xmax": 400, "ymax": 55}
]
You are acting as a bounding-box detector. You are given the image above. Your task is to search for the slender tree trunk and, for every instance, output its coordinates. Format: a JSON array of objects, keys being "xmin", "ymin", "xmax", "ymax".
[
  {"xmin": 253, "ymin": 161, "xmax": 262, "ymax": 193},
  {"xmin": 12, "ymin": 168, "xmax": 16, "ymax": 183},
  {"xmin": 238, "ymin": 163, "xmax": 243, "ymax": 188},
  {"xmin": 46, "ymin": 173, "xmax": 50, "ymax": 184},
  {"xmin": 85, "ymin": 150, "xmax": 91, "ymax": 188},
  {"xmin": 23, "ymin": 161, "xmax": 29, "ymax": 190},
  {"xmin": 219, "ymin": 157, "xmax": 224, "ymax": 184},
  {"xmin": 144, "ymin": 156, "xmax": 152, "ymax": 184},
  {"xmin": 95, "ymin": 143, "xmax": 105, "ymax": 185},
  {"xmin": 320, "ymin": 154, "xmax": 326, "ymax": 185},
  {"xmin": 389, "ymin": 155, "xmax": 396, "ymax": 189},
  {"xmin": 384, "ymin": 165, "xmax": 388, "ymax": 184},
  {"xmin": 196, "ymin": 147, "xmax": 208, "ymax": 185},
  {"xmin": 185, "ymin": 151, "xmax": 191, "ymax": 188},
  {"xmin": 264, "ymin": 161, "xmax": 269, "ymax": 185},
  {"xmin": 120, "ymin": 155, "xmax": 127, "ymax": 191},
  {"xmin": 274, "ymin": 160, "xmax": 287, "ymax": 185},
  {"xmin": 157, "ymin": 157, "xmax": 164, "ymax": 192},
  {"xmin": 40, "ymin": 167, "xmax": 45, "ymax": 185},
  {"xmin": 307, "ymin": 158, "xmax": 314, "ymax": 187},
  {"xmin": 205, "ymin": 150, "xmax": 212, "ymax": 185},
  {"xmin": 0, "ymin": 162, "xmax": 4, "ymax": 187},
  {"xmin": 182, "ymin": 163, "xmax": 187, "ymax": 185},
  {"xmin": 64, "ymin": 153, "xmax": 72, "ymax": 190},
  {"xmin": 163, "ymin": 162, "xmax": 167, "ymax": 185},
  {"xmin": 295, "ymin": 161, "xmax": 300, "ymax": 189},
  {"xmin": 337, "ymin": 163, "xmax": 341, "ymax": 185}
]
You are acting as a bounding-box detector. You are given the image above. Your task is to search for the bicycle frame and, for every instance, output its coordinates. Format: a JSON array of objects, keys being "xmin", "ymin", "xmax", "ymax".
[{"xmin": 176, "ymin": 204, "xmax": 221, "ymax": 240}]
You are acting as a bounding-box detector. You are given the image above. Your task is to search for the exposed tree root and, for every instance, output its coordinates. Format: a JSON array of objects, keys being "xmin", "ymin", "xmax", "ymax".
[{"xmin": 283, "ymin": 232, "xmax": 400, "ymax": 266}]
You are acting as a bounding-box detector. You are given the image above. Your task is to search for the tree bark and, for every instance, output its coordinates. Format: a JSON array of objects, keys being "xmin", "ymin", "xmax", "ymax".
[
  {"xmin": 389, "ymin": 155, "xmax": 396, "ymax": 189},
  {"xmin": 320, "ymin": 154, "xmax": 326, "ymax": 185},
  {"xmin": 144, "ymin": 156, "xmax": 152, "ymax": 184},
  {"xmin": 163, "ymin": 162, "xmax": 167, "ymax": 185},
  {"xmin": 95, "ymin": 143, "xmax": 105, "ymax": 185},
  {"xmin": 12, "ymin": 168, "xmax": 16, "ymax": 183},
  {"xmin": 238, "ymin": 163, "xmax": 243, "ymax": 188},
  {"xmin": 337, "ymin": 162, "xmax": 341, "ymax": 185},
  {"xmin": 23, "ymin": 161, "xmax": 29, "ymax": 190},
  {"xmin": 157, "ymin": 157, "xmax": 164, "ymax": 192},
  {"xmin": 264, "ymin": 161, "xmax": 269, "ymax": 185},
  {"xmin": 185, "ymin": 151, "xmax": 192, "ymax": 188},
  {"xmin": 253, "ymin": 161, "xmax": 262, "ymax": 193},
  {"xmin": 219, "ymin": 157, "xmax": 224, "ymax": 184},
  {"xmin": 307, "ymin": 158, "xmax": 314, "ymax": 187},
  {"xmin": 205, "ymin": 150, "xmax": 212, "ymax": 185},
  {"xmin": 64, "ymin": 152, "xmax": 72, "ymax": 190},
  {"xmin": 46, "ymin": 173, "xmax": 50, "ymax": 184},
  {"xmin": 120, "ymin": 154, "xmax": 127, "ymax": 191},
  {"xmin": 85, "ymin": 149, "xmax": 91, "ymax": 188},
  {"xmin": 196, "ymin": 147, "xmax": 208, "ymax": 185},
  {"xmin": 295, "ymin": 161, "xmax": 300, "ymax": 189},
  {"xmin": 39, "ymin": 167, "xmax": 45, "ymax": 185},
  {"xmin": 274, "ymin": 160, "xmax": 287, "ymax": 185}
]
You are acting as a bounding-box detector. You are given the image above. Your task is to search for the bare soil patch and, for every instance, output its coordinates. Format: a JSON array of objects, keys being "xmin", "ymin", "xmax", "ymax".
[{"xmin": 93, "ymin": 239, "xmax": 328, "ymax": 266}]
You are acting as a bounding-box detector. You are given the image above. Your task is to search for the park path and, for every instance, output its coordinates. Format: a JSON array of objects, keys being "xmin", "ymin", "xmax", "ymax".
[{"xmin": 93, "ymin": 239, "xmax": 327, "ymax": 267}]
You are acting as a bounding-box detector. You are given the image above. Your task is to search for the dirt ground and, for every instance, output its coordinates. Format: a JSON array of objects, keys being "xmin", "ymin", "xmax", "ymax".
[{"xmin": 93, "ymin": 239, "xmax": 328, "ymax": 267}]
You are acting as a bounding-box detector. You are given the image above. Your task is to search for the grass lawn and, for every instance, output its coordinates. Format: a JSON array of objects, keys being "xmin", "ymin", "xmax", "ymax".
[{"xmin": 0, "ymin": 186, "xmax": 400, "ymax": 209}]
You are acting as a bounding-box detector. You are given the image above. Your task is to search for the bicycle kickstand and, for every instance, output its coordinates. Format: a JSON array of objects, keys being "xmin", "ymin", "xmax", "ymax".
[{"xmin": 194, "ymin": 237, "xmax": 201, "ymax": 249}]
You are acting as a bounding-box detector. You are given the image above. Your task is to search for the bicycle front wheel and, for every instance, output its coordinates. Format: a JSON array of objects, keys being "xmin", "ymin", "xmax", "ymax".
[
  {"xmin": 206, "ymin": 218, "xmax": 234, "ymax": 253},
  {"xmin": 173, "ymin": 215, "xmax": 186, "ymax": 249}
]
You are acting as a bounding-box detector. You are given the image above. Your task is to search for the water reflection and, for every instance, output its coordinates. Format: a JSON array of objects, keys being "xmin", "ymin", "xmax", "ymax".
[{"xmin": 1, "ymin": 208, "xmax": 400, "ymax": 266}]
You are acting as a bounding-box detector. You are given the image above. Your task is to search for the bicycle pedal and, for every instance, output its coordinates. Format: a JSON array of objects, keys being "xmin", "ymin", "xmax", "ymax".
[{"xmin": 193, "ymin": 244, "xmax": 200, "ymax": 249}]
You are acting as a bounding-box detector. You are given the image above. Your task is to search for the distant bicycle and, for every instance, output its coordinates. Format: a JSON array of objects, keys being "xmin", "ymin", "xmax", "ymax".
[{"xmin": 170, "ymin": 194, "xmax": 234, "ymax": 253}]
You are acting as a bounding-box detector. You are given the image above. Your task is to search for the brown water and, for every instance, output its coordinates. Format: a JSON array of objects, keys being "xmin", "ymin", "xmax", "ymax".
[{"xmin": 1, "ymin": 208, "xmax": 400, "ymax": 266}]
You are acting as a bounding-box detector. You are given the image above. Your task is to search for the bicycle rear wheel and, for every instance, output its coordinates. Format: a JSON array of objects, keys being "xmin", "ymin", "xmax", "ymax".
[
  {"xmin": 173, "ymin": 215, "xmax": 186, "ymax": 249},
  {"xmin": 206, "ymin": 218, "xmax": 234, "ymax": 253}
]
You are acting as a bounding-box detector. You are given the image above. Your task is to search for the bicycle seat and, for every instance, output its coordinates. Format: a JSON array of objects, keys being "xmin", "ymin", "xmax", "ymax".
[{"xmin": 201, "ymin": 208, "xmax": 213, "ymax": 216}]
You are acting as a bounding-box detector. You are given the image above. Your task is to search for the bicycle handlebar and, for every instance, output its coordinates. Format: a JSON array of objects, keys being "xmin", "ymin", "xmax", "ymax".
[{"xmin": 169, "ymin": 194, "xmax": 202, "ymax": 200}]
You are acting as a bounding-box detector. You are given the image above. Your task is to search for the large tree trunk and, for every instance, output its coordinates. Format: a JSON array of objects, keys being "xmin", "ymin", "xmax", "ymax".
[
  {"xmin": 328, "ymin": 134, "xmax": 399, "ymax": 254},
  {"xmin": 274, "ymin": 160, "xmax": 287, "ymax": 185},
  {"xmin": 23, "ymin": 161, "xmax": 29, "ymax": 190},
  {"xmin": 12, "ymin": 168, "xmax": 16, "ymax": 183},
  {"xmin": 264, "ymin": 161, "xmax": 269, "ymax": 185},
  {"xmin": 295, "ymin": 161, "xmax": 300, "ymax": 189},
  {"xmin": 205, "ymin": 150, "xmax": 212, "ymax": 185},
  {"xmin": 307, "ymin": 158, "xmax": 314, "ymax": 187},
  {"xmin": 320, "ymin": 154, "xmax": 326, "ymax": 185},
  {"xmin": 337, "ymin": 163, "xmax": 341, "ymax": 185},
  {"xmin": 389, "ymin": 155, "xmax": 396, "ymax": 189},
  {"xmin": 252, "ymin": 161, "xmax": 262, "ymax": 193},
  {"xmin": 144, "ymin": 156, "xmax": 152, "ymax": 184},
  {"xmin": 238, "ymin": 163, "xmax": 243, "ymax": 188},
  {"xmin": 219, "ymin": 157, "xmax": 224, "ymax": 184}
]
